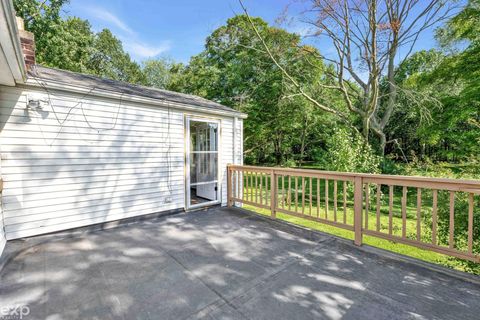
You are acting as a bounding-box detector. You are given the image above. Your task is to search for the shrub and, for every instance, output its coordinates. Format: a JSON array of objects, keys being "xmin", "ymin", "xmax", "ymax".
[{"xmin": 320, "ymin": 128, "xmax": 380, "ymax": 173}]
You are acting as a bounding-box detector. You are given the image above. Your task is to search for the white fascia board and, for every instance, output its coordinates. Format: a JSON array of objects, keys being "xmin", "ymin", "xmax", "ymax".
[
  {"xmin": 0, "ymin": 0, "xmax": 27, "ymax": 84},
  {"xmin": 22, "ymin": 77, "xmax": 248, "ymax": 119}
]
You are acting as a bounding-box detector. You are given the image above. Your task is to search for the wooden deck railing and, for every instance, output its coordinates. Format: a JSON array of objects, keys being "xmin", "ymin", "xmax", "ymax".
[{"xmin": 227, "ymin": 165, "xmax": 480, "ymax": 263}]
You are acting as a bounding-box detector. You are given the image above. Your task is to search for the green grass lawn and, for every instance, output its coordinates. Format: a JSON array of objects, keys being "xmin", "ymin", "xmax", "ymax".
[{"xmin": 238, "ymin": 180, "xmax": 480, "ymax": 275}]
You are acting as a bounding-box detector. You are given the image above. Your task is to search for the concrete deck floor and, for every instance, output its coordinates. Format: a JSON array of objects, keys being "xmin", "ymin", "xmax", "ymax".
[{"xmin": 1, "ymin": 207, "xmax": 480, "ymax": 320}]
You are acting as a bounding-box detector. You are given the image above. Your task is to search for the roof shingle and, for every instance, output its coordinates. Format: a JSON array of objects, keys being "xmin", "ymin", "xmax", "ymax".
[{"xmin": 28, "ymin": 65, "xmax": 242, "ymax": 115}]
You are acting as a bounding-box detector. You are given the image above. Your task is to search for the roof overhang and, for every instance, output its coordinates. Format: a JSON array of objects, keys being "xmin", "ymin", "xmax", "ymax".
[
  {"xmin": 0, "ymin": 0, "xmax": 26, "ymax": 86},
  {"xmin": 23, "ymin": 77, "xmax": 248, "ymax": 119}
]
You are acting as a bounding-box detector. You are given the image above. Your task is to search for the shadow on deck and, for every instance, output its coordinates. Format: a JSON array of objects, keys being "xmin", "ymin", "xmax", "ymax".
[{"xmin": 1, "ymin": 207, "xmax": 480, "ymax": 319}]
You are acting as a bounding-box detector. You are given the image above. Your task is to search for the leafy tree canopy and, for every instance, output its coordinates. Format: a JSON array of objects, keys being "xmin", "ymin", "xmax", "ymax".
[{"xmin": 14, "ymin": 0, "xmax": 146, "ymax": 84}]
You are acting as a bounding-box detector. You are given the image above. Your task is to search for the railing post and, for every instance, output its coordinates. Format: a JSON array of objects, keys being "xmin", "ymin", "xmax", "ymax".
[
  {"xmin": 227, "ymin": 165, "xmax": 232, "ymax": 207},
  {"xmin": 354, "ymin": 176, "xmax": 363, "ymax": 246},
  {"xmin": 270, "ymin": 169, "xmax": 276, "ymax": 218}
]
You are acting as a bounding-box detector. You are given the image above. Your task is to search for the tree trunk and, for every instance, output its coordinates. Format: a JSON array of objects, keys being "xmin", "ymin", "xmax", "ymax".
[
  {"xmin": 362, "ymin": 116, "xmax": 370, "ymax": 143},
  {"xmin": 298, "ymin": 116, "xmax": 309, "ymax": 166}
]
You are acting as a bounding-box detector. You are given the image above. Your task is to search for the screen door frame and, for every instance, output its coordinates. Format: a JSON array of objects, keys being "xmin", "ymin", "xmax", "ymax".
[{"xmin": 185, "ymin": 115, "xmax": 222, "ymax": 210}]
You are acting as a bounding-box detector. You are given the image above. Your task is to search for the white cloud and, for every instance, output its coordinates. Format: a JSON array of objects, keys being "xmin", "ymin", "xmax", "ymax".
[
  {"xmin": 123, "ymin": 40, "xmax": 171, "ymax": 59},
  {"xmin": 86, "ymin": 7, "xmax": 134, "ymax": 35},
  {"xmin": 82, "ymin": 6, "xmax": 171, "ymax": 60},
  {"xmin": 288, "ymin": 25, "xmax": 312, "ymax": 37}
]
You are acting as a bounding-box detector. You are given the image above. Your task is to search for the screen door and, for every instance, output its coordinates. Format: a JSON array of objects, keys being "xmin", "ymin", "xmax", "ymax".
[{"xmin": 186, "ymin": 117, "xmax": 220, "ymax": 208}]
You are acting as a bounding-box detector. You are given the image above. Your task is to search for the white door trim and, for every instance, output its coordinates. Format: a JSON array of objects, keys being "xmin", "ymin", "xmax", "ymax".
[{"xmin": 185, "ymin": 115, "xmax": 221, "ymax": 210}]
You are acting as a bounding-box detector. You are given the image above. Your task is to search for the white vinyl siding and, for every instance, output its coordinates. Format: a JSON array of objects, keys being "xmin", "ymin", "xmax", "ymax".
[
  {"xmin": 221, "ymin": 118, "xmax": 233, "ymax": 205},
  {"xmin": 0, "ymin": 86, "xmax": 190, "ymax": 239},
  {"xmin": 219, "ymin": 117, "xmax": 242, "ymax": 205},
  {"xmin": 0, "ymin": 205, "xmax": 5, "ymax": 257},
  {"xmin": 0, "ymin": 158, "xmax": 5, "ymax": 255},
  {"xmin": 236, "ymin": 118, "xmax": 243, "ymax": 165},
  {"xmin": 0, "ymin": 85, "xmax": 241, "ymax": 240}
]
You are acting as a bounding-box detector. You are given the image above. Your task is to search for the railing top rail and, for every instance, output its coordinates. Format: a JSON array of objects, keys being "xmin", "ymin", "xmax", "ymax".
[{"xmin": 227, "ymin": 164, "xmax": 480, "ymax": 188}]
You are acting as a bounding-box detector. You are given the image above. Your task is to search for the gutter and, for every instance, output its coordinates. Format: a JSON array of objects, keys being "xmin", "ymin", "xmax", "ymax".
[{"xmin": 22, "ymin": 77, "xmax": 248, "ymax": 119}]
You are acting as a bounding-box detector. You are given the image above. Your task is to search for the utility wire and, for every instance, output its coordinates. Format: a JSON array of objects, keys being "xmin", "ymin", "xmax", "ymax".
[
  {"xmin": 29, "ymin": 68, "xmax": 174, "ymax": 199},
  {"xmin": 80, "ymin": 93, "xmax": 123, "ymax": 133}
]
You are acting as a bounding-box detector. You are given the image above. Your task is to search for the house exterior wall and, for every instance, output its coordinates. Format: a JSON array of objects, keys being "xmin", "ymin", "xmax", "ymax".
[
  {"xmin": 0, "ymin": 85, "xmax": 242, "ymax": 240},
  {"xmin": 220, "ymin": 117, "xmax": 243, "ymax": 203},
  {"xmin": 0, "ymin": 203, "xmax": 5, "ymax": 256}
]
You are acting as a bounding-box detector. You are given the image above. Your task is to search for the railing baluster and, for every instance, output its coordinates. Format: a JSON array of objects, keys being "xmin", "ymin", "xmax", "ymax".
[
  {"xmin": 245, "ymin": 171, "xmax": 250, "ymax": 201},
  {"xmin": 309, "ymin": 177, "xmax": 313, "ymax": 216},
  {"xmin": 227, "ymin": 168, "xmax": 232, "ymax": 207},
  {"xmin": 260, "ymin": 174, "xmax": 263, "ymax": 206},
  {"xmin": 432, "ymin": 190, "xmax": 438, "ymax": 245},
  {"xmin": 245, "ymin": 172, "xmax": 248, "ymax": 201},
  {"xmin": 233, "ymin": 170, "xmax": 237, "ymax": 202},
  {"xmin": 354, "ymin": 176, "xmax": 363, "ymax": 246},
  {"xmin": 317, "ymin": 178, "xmax": 320, "ymax": 218},
  {"xmin": 365, "ymin": 183, "xmax": 369, "ymax": 229},
  {"xmin": 238, "ymin": 171, "xmax": 242, "ymax": 201},
  {"xmin": 259, "ymin": 173, "xmax": 263, "ymax": 205},
  {"xmin": 343, "ymin": 181, "xmax": 347, "ymax": 224},
  {"xmin": 239, "ymin": 171, "xmax": 242, "ymax": 201},
  {"xmin": 402, "ymin": 186, "xmax": 407, "ymax": 238},
  {"xmin": 250, "ymin": 172, "xmax": 254, "ymax": 204},
  {"xmin": 334, "ymin": 180, "xmax": 338, "ymax": 222},
  {"xmin": 302, "ymin": 177, "xmax": 306, "ymax": 215},
  {"xmin": 251, "ymin": 172, "xmax": 254, "ymax": 202},
  {"xmin": 416, "ymin": 188, "xmax": 422, "ymax": 241},
  {"xmin": 250, "ymin": 171, "xmax": 255, "ymax": 202},
  {"xmin": 468, "ymin": 193, "xmax": 474, "ymax": 254},
  {"xmin": 449, "ymin": 191, "xmax": 455, "ymax": 249},
  {"xmin": 265, "ymin": 173, "xmax": 268, "ymax": 205},
  {"xmin": 270, "ymin": 170, "xmax": 276, "ymax": 217},
  {"xmin": 325, "ymin": 179, "xmax": 329, "ymax": 219},
  {"xmin": 255, "ymin": 172, "xmax": 258, "ymax": 204},
  {"xmin": 282, "ymin": 175, "xmax": 286, "ymax": 209},
  {"xmin": 295, "ymin": 176, "xmax": 298, "ymax": 213},
  {"xmin": 235, "ymin": 171, "xmax": 239, "ymax": 200},
  {"xmin": 288, "ymin": 175, "xmax": 292, "ymax": 210},
  {"xmin": 389, "ymin": 185, "xmax": 393, "ymax": 236},
  {"xmin": 376, "ymin": 184, "xmax": 381, "ymax": 232}
]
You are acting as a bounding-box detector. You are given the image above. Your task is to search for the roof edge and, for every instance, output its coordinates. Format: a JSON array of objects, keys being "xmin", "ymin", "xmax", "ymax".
[
  {"xmin": 0, "ymin": 0, "xmax": 27, "ymax": 83},
  {"xmin": 23, "ymin": 77, "xmax": 248, "ymax": 119}
]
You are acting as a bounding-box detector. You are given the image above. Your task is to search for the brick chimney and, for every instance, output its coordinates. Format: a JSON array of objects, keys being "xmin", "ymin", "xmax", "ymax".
[{"xmin": 16, "ymin": 17, "xmax": 35, "ymax": 71}]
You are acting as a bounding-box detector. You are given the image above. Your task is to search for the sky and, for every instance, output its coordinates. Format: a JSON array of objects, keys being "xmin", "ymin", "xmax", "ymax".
[{"xmin": 64, "ymin": 0, "xmax": 441, "ymax": 65}]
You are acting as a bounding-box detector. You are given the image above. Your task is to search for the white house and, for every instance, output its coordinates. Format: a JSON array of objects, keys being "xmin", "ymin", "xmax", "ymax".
[{"xmin": 0, "ymin": 0, "xmax": 245, "ymax": 259}]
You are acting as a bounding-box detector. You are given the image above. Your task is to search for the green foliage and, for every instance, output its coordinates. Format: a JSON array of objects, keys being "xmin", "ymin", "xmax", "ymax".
[
  {"xmin": 319, "ymin": 128, "xmax": 380, "ymax": 173},
  {"xmin": 14, "ymin": 0, "xmax": 145, "ymax": 84},
  {"xmin": 88, "ymin": 29, "xmax": 146, "ymax": 84},
  {"xmin": 172, "ymin": 15, "xmax": 345, "ymax": 166},
  {"xmin": 38, "ymin": 17, "xmax": 94, "ymax": 73},
  {"xmin": 142, "ymin": 57, "xmax": 184, "ymax": 90},
  {"xmin": 383, "ymin": 0, "xmax": 480, "ymax": 163}
]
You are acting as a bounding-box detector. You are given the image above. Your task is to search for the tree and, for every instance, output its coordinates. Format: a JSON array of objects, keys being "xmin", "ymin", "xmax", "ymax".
[
  {"xmin": 88, "ymin": 29, "xmax": 146, "ymax": 85},
  {"xmin": 40, "ymin": 17, "xmax": 94, "ymax": 73},
  {"xmin": 173, "ymin": 15, "xmax": 342, "ymax": 165},
  {"xmin": 384, "ymin": 0, "xmax": 480, "ymax": 162},
  {"xmin": 239, "ymin": 0, "xmax": 458, "ymax": 154},
  {"xmin": 13, "ymin": 0, "xmax": 93, "ymax": 71},
  {"xmin": 142, "ymin": 58, "xmax": 184, "ymax": 90},
  {"xmin": 14, "ymin": 0, "xmax": 146, "ymax": 85},
  {"xmin": 383, "ymin": 49, "xmax": 445, "ymax": 160},
  {"xmin": 422, "ymin": 0, "xmax": 480, "ymax": 161}
]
